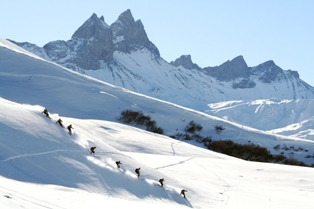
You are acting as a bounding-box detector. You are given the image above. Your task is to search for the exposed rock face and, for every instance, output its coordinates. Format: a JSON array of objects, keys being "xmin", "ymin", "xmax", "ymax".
[
  {"xmin": 251, "ymin": 60, "xmax": 283, "ymax": 83},
  {"xmin": 203, "ymin": 56, "xmax": 249, "ymax": 81},
  {"xmin": 170, "ymin": 55, "xmax": 201, "ymax": 70},
  {"xmin": 169, "ymin": 54, "xmax": 299, "ymax": 89},
  {"xmin": 29, "ymin": 10, "xmax": 160, "ymax": 70},
  {"xmin": 232, "ymin": 78, "xmax": 256, "ymax": 89},
  {"xmin": 287, "ymin": 70, "xmax": 299, "ymax": 78},
  {"xmin": 38, "ymin": 13, "xmax": 115, "ymax": 70},
  {"xmin": 70, "ymin": 13, "xmax": 114, "ymax": 69},
  {"xmin": 110, "ymin": 9, "xmax": 160, "ymax": 57},
  {"xmin": 8, "ymin": 40, "xmax": 50, "ymax": 60},
  {"xmin": 72, "ymin": 13, "xmax": 109, "ymax": 40},
  {"xmin": 44, "ymin": 40, "xmax": 69, "ymax": 60}
]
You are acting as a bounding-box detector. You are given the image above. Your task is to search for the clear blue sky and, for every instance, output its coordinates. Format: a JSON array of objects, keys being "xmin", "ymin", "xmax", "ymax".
[{"xmin": 1, "ymin": 0, "xmax": 313, "ymax": 86}]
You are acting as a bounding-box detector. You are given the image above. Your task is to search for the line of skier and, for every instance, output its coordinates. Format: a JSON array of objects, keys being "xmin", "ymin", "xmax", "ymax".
[
  {"xmin": 42, "ymin": 109, "xmax": 74, "ymax": 135},
  {"xmin": 42, "ymin": 108, "xmax": 187, "ymax": 199},
  {"xmin": 89, "ymin": 146, "xmax": 187, "ymax": 198}
]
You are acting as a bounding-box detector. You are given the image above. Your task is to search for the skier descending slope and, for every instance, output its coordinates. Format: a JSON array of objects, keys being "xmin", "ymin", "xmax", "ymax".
[
  {"xmin": 135, "ymin": 168, "xmax": 140, "ymax": 178},
  {"xmin": 180, "ymin": 189, "xmax": 187, "ymax": 198},
  {"xmin": 159, "ymin": 178, "xmax": 165, "ymax": 187},
  {"xmin": 41, "ymin": 108, "xmax": 50, "ymax": 118},
  {"xmin": 67, "ymin": 124, "xmax": 74, "ymax": 135},
  {"xmin": 56, "ymin": 118, "xmax": 64, "ymax": 127},
  {"xmin": 116, "ymin": 161, "xmax": 122, "ymax": 168},
  {"xmin": 90, "ymin": 146, "xmax": 96, "ymax": 154}
]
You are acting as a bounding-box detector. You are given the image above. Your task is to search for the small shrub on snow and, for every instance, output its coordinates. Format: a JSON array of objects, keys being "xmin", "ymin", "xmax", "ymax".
[
  {"xmin": 118, "ymin": 109, "xmax": 163, "ymax": 134},
  {"xmin": 215, "ymin": 125, "xmax": 225, "ymax": 134},
  {"xmin": 184, "ymin": 120, "xmax": 203, "ymax": 134}
]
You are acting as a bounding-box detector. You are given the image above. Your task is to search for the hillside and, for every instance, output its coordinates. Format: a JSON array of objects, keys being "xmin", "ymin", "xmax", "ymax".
[
  {"xmin": 1, "ymin": 37, "xmax": 314, "ymax": 164},
  {"xmin": 10, "ymin": 10, "xmax": 314, "ymax": 142},
  {"xmin": 1, "ymin": 97, "xmax": 314, "ymax": 209},
  {"xmin": 1, "ymin": 36, "xmax": 314, "ymax": 208},
  {"xmin": 206, "ymin": 99, "xmax": 314, "ymax": 140}
]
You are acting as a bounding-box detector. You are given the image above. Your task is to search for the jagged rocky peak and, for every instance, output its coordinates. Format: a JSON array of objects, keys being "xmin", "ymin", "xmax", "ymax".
[
  {"xmin": 113, "ymin": 9, "xmax": 135, "ymax": 31},
  {"xmin": 66, "ymin": 13, "xmax": 114, "ymax": 69},
  {"xmin": 229, "ymin": 55, "xmax": 248, "ymax": 70},
  {"xmin": 203, "ymin": 55, "xmax": 250, "ymax": 81},
  {"xmin": 110, "ymin": 9, "xmax": 160, "ymax": 57},
  {"xmin": 170, "ymin": 55, "xmax": 201, "ymax": 70},
  {"xmin": 72, "ymin": 13, "xmax": 110, "ymax": 40}
]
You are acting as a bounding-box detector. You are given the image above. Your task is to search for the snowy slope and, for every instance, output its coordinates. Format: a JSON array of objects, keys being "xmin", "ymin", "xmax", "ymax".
[
  {"xmin": 206, "ymin": 99, "xmax": 314, "ymax": 140},
  {"xmin": 16, "ymin": 39, "xmax": 314, "ymax": 141},
  {"xmin": 1, "ymin": 98, "xmax": 314, "ymax": 209},
  {"xmin": 1, "ymin": 37, "xmax": 314, "ymax": 209},
  {"xmin": 1, "ymin": 38, "xmax": 314, "ymax": 164},
  {"xmin": 10, "ymin": 11, "xmax": 314, "ymax": 143}
]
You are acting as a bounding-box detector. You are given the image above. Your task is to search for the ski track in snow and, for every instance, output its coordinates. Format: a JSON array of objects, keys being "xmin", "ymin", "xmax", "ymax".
[
  {"xmin": 0, "ymin": 186, "xmax": 65, "ymax": 209},
  {"xmin": 192, "ymin": 158, "xmax": 231, "ymax": 204},
  {"xmin": 99, "ymin": 91, "xmax": 118, "ymax": 99},
  {"xmin": 156, "ymin": 158, "xmax": 194, "ymax": 170},
  {"xmin": 2, "ymin": 149, "xmax": 81, "ymax": 162}
]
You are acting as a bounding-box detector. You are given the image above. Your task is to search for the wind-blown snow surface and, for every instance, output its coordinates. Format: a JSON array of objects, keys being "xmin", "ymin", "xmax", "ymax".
[
  {"xmin": 1, "ymin": 38, "xmax": 314, "ymax": 208},
  {"xmin": 206, "ymin": 99, "xmax": 314, "ymax": 140},
  {"xmin": 1, "ymin": 98, "xmax": 314, "ymax": 209}
]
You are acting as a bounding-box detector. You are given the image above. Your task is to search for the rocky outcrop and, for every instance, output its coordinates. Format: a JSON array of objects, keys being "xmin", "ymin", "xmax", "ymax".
[
  {"xmin": 8, "ymin": 40, "xmax": 50, "ymax": 60},
  {"xmin": 43, "ymin": 40, "xmax": 69, "ymax": 61},
  {"xmin": 287, "ymin": 70, "xmax": 299, "ymax": 78},
  {"xmin": 203, "ymin": 55, "xmax": 249, "ymax": 81},
  {"xmin": 232, "ymin": 78, "xmax": 256, "ymax": 89},
  {"xmin": 170, "ymin": 55, "xmax": 201, "ymax": 70},
  {"xmin": 250, "ymin": 60, "xmax": 283, "ymax": 83}
]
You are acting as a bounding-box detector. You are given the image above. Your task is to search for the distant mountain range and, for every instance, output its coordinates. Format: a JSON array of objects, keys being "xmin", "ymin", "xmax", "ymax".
[
  {"xmin": 10, "ymin": 10, "xmax": 314, "ymax": 110},
  {"xmin": 8, "ymin": 9, "xmax": 314, "ymax": 140}
]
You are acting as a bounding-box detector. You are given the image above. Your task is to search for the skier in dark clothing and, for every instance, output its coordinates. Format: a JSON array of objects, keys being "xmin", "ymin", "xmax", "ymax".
[
  {"xmin": 180, "ymin": 189, "xmax": 187, "ymax": 198},
  {"xmin": 41, "ymin": 109, "xmax": 50, "ymax": 118},
  {"xmin": 116, "ymin": 161, "xmax": 122, "ymax": 168},
  {"xmin": 159, "ymin": 178, "xmax": 165, "ymax": 187},
  {"xmin": 90, "ymin": 146, "xmax": 96, "ymax": 154},
  {"xmin": 56, "ymin": 118, "xmax": 64, "ymax": 127},
  {"xmin": 135, "ymin": 168, "xmax": 140, "ymax": 178},
  {"xmin": 67, "ymin": 124, "xmax": 74, "ymax": 135}
]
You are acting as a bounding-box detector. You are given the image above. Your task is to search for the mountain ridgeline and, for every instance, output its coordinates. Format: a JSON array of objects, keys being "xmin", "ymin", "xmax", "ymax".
[{"xmin": 10, "ymin": 9, "xmax": 314, "ymax": 110}]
